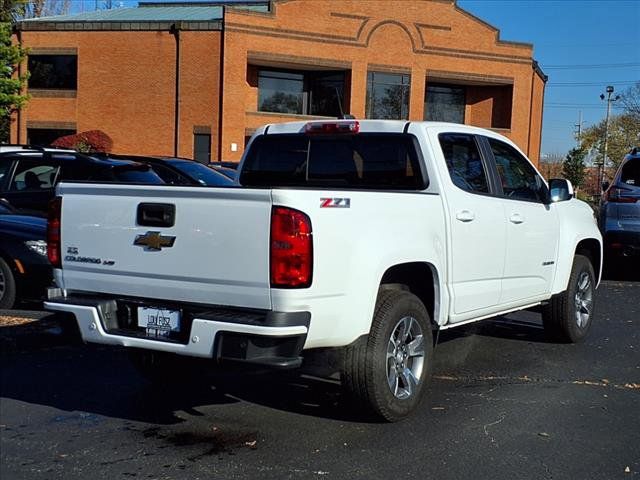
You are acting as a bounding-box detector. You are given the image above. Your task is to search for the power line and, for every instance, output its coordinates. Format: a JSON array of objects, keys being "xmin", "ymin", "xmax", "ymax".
[
  {"xmin": 547, "ymin": 80, "xmax": 637, "ymax": 87},
  {"xmin": 543, "ymin": 62, "xmax": 640, "ymax": 70}
]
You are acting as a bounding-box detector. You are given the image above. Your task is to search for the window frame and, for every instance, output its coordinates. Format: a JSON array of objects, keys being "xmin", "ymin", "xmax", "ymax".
[
  {"xmin": 257, "ymin": 68, "xmax": 347, "ymax": 117},
  {"xmin": 366, "ymin": 71, "xmax": 411, "ymax": 120},
  {"xmin": 479, "ymin": 135, "xmax": 550, "ymax": 204},
  {"xmin": 240, "ymin": 132, "xmax": 429, "ymax": 191},
  {"xmin": 425, "ymin": 83, "xmax": 466, "ymax": 124},
  {"xmin": 27, "ymin": 54, "xmax": 78, "ymax": 91},
  {"xmin": 437, "ymin": 132, "xmax": 501, "ymax": 197}
]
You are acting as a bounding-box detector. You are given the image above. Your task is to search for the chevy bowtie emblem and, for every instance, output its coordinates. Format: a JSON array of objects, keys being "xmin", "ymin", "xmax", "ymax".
[{"xmin": 134, "ymin": 231, "xmax": 176, "ymax": 251}]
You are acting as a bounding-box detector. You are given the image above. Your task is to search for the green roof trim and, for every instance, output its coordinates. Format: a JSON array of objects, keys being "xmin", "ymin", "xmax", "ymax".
[{"xmin": 19, "ymin": 1, "xmax": 269, "ymax": 24}]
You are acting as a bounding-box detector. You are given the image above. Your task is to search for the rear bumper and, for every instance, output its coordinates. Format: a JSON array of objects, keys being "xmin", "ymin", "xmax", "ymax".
[{"xmin": 44, "ymin": 292, "xmax": 309, "ymax": 368}]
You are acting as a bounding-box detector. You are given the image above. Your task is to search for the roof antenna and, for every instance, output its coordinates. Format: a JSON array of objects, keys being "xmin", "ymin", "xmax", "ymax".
[{"xmin": 335, "ymin": 87, "xmax": 355, "ymax": 120}]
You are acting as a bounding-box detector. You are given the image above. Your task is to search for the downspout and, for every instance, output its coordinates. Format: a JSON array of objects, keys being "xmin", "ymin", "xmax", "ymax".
[
  {"xmin": 15, "ymin": 25, "xmax": 22, "ymax": 144},
  {"xmin": 217, "ymin": 6, "xmax": 226, "ymax": 163},
  {"xmin": 170, "ymin": 23, "xmax": 181, "ymax": 157},
  {"xmin": 526, "ymin": 64, "xmax": 535, "ymax": 157}
]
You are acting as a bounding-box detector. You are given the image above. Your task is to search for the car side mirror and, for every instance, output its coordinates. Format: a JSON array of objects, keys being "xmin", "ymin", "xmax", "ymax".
[
  {"xmin": 549, "ymin": 178, "xmax": 574, "ymax": 203},
  {"xmin": 601, "ymin": 181, "xmax": 610, "ymax": 192}
]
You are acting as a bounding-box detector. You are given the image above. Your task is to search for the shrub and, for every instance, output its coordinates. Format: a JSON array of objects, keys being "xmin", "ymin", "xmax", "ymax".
[{"xmin": 51, "ymin": 130, "xmax": 113, "ymax": 153}]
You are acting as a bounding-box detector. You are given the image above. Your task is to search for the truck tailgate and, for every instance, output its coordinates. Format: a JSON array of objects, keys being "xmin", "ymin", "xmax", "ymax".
[{"xmin": 57, "ymin": 183, "xmax": 272, "ymax": 310}]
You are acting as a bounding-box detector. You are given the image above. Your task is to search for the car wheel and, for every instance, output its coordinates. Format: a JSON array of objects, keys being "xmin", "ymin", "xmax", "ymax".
[
  {"xmin": 542, "ymin": 254, "xmax": 596, "ymax": 343},
  {"xmin": 0, "ymin": 258, "xmax": 17, "ymax": 309},
  {"xmin": 342, "ymin": 289, "xmax": 433, "ymax": 422}
]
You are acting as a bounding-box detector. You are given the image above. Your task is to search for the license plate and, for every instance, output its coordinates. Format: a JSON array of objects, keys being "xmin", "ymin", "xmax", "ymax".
[{"xmin": 137, "ymin": 307, "xmax": 181, "ymax": 337}]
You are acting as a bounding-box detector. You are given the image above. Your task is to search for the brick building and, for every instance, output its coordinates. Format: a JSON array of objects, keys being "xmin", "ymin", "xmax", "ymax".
[{"xmin": 12, "ymin": 0, "xmax": 547, "ymax": 164}]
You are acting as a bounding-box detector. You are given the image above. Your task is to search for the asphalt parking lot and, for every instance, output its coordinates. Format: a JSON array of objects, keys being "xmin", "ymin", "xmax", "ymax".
[{"xmin": 1, "ymin": 276, "xmax": 639, "ymax": 480}]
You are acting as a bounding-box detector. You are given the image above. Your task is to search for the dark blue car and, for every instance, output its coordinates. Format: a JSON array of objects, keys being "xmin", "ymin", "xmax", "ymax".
[{"xmin": 0, "ymin": 201, "xmax": 52, "ymax": 308}]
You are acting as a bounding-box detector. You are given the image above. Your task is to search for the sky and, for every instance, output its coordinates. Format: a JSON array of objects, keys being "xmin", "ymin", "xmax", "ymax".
[
  {"xmin": 64, "ymin": 0, "xmax": 640, "ymax": 157},
  {"xmin": 457, "ymin": 0, "xmax": 640, "ymax": 157}
]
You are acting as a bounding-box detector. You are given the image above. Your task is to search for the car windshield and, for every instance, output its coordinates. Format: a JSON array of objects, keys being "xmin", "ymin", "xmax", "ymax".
[
  {"xmin": 168, "ymin": 160, "xmax": 234, "ymax": 186},
  {"xmin": 620, "ymin": 158, "xmax": 640, "ymax": 187}
]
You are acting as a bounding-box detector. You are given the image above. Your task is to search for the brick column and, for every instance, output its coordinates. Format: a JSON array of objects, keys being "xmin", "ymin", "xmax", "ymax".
[
  {"xmin": 410, "ymin": 67, "xmax": 425, "ymax": 121},
  {"xmin": 349, "ymin": 61, "xmax": 367, "ymax": 118}
]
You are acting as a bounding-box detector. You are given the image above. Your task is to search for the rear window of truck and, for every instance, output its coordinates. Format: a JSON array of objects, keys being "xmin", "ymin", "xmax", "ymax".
[{"xmin": 240, "ymin": 133, "xmax": 427, "ymax": 190}]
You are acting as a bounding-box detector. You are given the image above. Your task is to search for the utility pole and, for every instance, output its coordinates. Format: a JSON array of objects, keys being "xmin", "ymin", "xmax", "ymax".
[
  {"xmin": 599, "ymin": 86, "xmax": 620, "ymax": 197},
  {"xmin": 574, "ymin": 111, "xmax": 582, "ymax": 147}
]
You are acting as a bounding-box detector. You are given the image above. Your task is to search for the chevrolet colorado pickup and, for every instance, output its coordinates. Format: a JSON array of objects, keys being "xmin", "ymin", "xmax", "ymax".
[{"xmin": 45, "ymin": 120, "xmax": 602, "ymax": 421}]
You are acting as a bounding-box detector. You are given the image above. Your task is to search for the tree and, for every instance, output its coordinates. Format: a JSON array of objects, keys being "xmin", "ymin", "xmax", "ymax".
[
  {"xmin": 51, "ymin": 130, "xmax": 113, "ymax": 152},
  {"xmin": 0, "ymin": 5, "xmax": 29, "ymax": 143},
  {"xmin": 619, "ymin": 81, "xmax": 640, "ymax": 122},
  {"xmin": 20, "ymin": 0, "xmax": 71, "ymax": 19},
  {"xmin": 562, "ymin": 147, "xmax": 587, "ymax": 189},
  {"xmin": 579, "ymin": 113, "xmax": 640, "ymax": 171},
  {"xmin": 539, "ymin": 152, "xmax": 564, "ymax": 180}
]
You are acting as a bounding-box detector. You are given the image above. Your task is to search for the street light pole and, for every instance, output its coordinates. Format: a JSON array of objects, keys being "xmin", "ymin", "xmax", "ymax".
[{"xmin": 599, "ymin": 86, "xmax": 620, "ymax": 196}]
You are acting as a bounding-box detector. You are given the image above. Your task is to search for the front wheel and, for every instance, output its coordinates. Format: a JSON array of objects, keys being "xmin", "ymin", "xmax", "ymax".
[
  {"xmin": 0, "ymin": 258, "xmax": 17, "ymax": 309},
  {"xmin": 342, "ymin": 289, "xmax": 434, "ymax": 422},
  {"xmin": 542, "ymin": 254, "xmax": 596, "ymax": 343}
]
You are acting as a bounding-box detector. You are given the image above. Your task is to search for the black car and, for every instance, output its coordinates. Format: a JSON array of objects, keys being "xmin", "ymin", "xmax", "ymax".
[
  {"xmin": 102, "ymin": 154, "xmax": 235, "ymax": 186},
  {"xmin": 0, "ymin": 146, "xmax": 164, "ymax": 214},
  {"xmin": 209, "ymin": 161, "xmax": 239, "ymax": 180},
  {"xmin": 0, "ymin": 200, "xmax": 51, "ymax": 308}
]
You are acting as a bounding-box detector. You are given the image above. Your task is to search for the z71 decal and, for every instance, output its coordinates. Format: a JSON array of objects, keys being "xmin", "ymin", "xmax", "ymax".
[{"xmin": 320, "ymin": 198, "xmax": 351, "ymax": 208}]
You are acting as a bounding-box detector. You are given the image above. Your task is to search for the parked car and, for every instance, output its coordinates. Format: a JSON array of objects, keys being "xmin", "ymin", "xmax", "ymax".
[
  {"xmin": 44, "ymin": 120, "xmax": 602, "ymax": 422},
  {"xmin": 101, "ymin": 154, "xmax": 235, "ymax": 186},
  {"xmin": 209, "ymin": 161, "xmax": 239, "ymax": 180},
  {"xmin": 600, "ymin": 148, "xmax": 640, "ymax": 259},
  {"xmin": 0, "ymin": 146, "xmax": 164, "ymax": 214},
  {"xmin": 0, "ymin": 199, "xmax": 51, "ymax": 308}
]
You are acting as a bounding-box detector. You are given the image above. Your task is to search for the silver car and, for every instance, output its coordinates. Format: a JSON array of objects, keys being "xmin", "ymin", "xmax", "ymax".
[{"xmin": 600, "ymin": 149, "xmax": 640, "ymax": 259}]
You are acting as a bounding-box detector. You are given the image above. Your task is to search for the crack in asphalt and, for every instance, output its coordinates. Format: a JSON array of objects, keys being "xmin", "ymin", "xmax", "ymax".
[{"xmin": 433, "ymin": 374, "xmax": 640, "ymax": 391}]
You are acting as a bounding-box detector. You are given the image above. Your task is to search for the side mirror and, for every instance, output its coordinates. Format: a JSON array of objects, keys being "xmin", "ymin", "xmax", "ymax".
[
  {"xmin": 549, "ymin": 178, "xmax": 574, "ymax": 203},
  {"xmin": 602, "ymin": 181, "xmax": 610, "ymax": 192}
]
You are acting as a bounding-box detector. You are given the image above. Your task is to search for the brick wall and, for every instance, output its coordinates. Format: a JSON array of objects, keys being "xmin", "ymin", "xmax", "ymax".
[{"xmin": 12, "ymin": 0, "xmax": 545, "ymax": 165}]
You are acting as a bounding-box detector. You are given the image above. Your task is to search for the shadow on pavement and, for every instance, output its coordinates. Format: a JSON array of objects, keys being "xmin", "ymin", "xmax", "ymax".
[
  {"xmin": 0, "ymin": 333, "xmax": 364, "ymax": 425},
  {"xmin": 602, "ymin": 256, "xmax": 640, "ymax": 282}
]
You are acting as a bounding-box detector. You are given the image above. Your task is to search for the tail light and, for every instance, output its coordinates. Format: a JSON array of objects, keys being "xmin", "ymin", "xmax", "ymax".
[
  {"xmin": 605, "ymin": 187, "xmax": 638, "ymax": 203},
  {"xmin": 47, "ymin": 196, "xmax": 62, "ymax": 268},
  {"xmin": 270, "ymin": 207, "xmax": 313, "ymax": 288}
]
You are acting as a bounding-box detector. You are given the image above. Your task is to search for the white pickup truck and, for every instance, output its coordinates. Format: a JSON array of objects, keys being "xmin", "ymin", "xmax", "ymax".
[{"xmin": 45, "ymin": 120, "xmax": 602, "ymax": 421}]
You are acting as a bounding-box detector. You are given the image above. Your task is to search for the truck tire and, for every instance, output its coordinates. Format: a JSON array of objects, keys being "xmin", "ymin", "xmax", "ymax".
[
  {"xmin": 542, "ymin": 254, "xmax": 596, "ymax": 343},
  {"xmin": 0, "ymin": 258, "xmax": 17, "ymax": 309},
  {"xmin": 342, "ymin": 289, "xmax": 433, "ymax": 422}
]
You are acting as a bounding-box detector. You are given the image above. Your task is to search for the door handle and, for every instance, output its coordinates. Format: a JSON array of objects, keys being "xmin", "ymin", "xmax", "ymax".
[
  {"xmin": 456, "ymin": 210, "xmax": 476, "ymax": 223},
  {"xmin": 137, "ymin": 203, "xmax": 176, "ymax": 228},
  {"xmin": 509, "ymin": 213, "xmax": 525, "ymax": 224}
]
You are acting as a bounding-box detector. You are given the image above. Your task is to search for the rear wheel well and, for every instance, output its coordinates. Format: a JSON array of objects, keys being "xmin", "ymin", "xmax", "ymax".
[
  {"xmin": 575, "ymin": 239, "xmax": 601, "ymax": 281},
  {"xmin": 379, "ymin": 262, "xmax": 438, "ymax": 326}
]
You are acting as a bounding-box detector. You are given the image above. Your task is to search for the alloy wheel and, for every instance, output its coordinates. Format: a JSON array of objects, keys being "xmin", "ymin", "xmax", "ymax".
[{"xmin": 386, "ymin": 316, "xmax": 425, "ymax": 400}]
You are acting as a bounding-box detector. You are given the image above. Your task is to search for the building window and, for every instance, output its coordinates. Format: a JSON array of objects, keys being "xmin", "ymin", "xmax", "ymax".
[
  {"xmin": 425, "ymin": 84, "xmax": 465, "ymax": 123},
  {"xmin": 28, "ymin": 55, "xmax": 77, "ymax": 90},
  {"xmin": 27, "ymin": 128, "xmax": 76, "ymax": 146},
  {"xmin": 257, "ymin": 69, "xmax": 346, "ymax": 117},
  {"xmin": 366, "ymin": 72, "xmax": 411, "ymax": 120}
]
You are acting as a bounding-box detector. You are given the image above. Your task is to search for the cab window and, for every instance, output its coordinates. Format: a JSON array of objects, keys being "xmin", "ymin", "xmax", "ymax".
[
  {"xmin": 438, "ymin": 133, "xmax": 489, "ymax": 194},
  {"xmin": 487, "ymin": 138, "xmax": 546, "ymax": 202}
]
